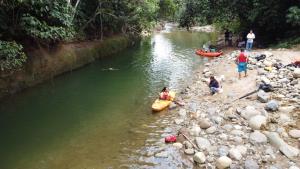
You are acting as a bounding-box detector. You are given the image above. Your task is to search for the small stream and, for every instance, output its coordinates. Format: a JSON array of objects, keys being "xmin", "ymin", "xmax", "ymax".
[{"xmin": 0, "ymin": 25, "xmax": 215, "ymax": 169}]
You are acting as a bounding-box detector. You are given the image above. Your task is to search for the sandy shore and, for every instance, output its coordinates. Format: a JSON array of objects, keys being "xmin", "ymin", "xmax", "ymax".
[{"xmin": 164, "ymin": 48, "xmax": 300, "ymax": 168}]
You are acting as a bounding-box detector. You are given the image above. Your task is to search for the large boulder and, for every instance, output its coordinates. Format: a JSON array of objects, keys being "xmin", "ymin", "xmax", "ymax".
[
  {"xmin": 248, "ymin": 115, "xmax": 267, "ymax": 130},
  {"xmin": 257, "ymin": 90, "xmax": 270, "ymax": 103}
]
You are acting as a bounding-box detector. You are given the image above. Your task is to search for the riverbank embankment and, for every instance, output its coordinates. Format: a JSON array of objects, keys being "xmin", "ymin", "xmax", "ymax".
[
  {"xmin": 0, "ymin": 35, "xmax": 138, "ymax": 99},
  {"xmin": 160, "ymin": 48, "xmax": 300, "ymax": 168}
]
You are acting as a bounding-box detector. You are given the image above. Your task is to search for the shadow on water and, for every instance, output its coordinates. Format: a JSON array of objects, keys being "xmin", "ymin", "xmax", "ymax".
[{"xmin": 0, "ymin": 28, "xmax": 215, "ymax": 169}]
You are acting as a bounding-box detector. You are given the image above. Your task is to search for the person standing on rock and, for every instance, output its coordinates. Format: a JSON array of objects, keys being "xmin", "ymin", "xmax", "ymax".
[
  {"xmin": 209, "ymin": 76, "xmax": 220, "ymax": 95},
  {"xmin": 246, "ymin": 30, "xmax": 255, "ymax": 51},
  {"xmin": 236, "ymin": 49, "xmax": 249, "ymax": 79}
]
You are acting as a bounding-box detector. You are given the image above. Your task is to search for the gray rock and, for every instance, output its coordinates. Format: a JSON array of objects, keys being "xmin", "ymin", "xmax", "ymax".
[
  {"xmin": 218, "ymin": 146, "xmax": 229, "ymax": 156},
  {"xmin": 193, "ymin": 152, "xmax": 206, "ymax": 164},
  {"xmin": 249, "ymin": 115, "xmax": 267, "ymax": 130},
  {"xmin": 245, "ymin": 159, "xmax": 259, "ymax": 169},
  {"xmin": 241, "ymin": 106, "xmax": 261, "ymax": 120},
  {"xmin": 229, "ymin": 148, "xmax": 242, "ymax": 160},
  {"xmin": 195, "ymin": 137, "xmax": 211, "ymax": 150},
  {"xmin": 236, "ymin": 145, "xmax": 247, "ymax": 155},
  {"xmin": 250, "ymin": 130, "xmax": 268, "ymax": 144},
  {"xmin": 190, "ymin": 125, "xmax": 201, "ymax": 136},
  {"xmin": 216, "ymin": 156, "xmax": 232, "ymax": 169},
  {"xmin": 179, "ymin": 109, "xmax": 187, "ymax": 117},
  {"xmin": 265, "ymin": 100, "xmax": 279, "ymax": 111},
  {"xmin": 184, "ymin": 148, "xmax": 195, "ymax": 155},
  {"xmin": 293, "ymin": 68, "xmax": 300, "ymax": 78},
  {"xmin": 289, "ymin": 129, "xmax": 300, "ymax": 138},
  {"xmin": 199, "ymin": 119, "xmax": 211, "ymax": 129},
  {"xmin": 263, "ymin": 131, "xmax": 299, "ymax": 159},
  {"xmin": 279, "ymin": 106, "xmax": 295, "ymax": 113},
  {"xmin": 206, "ymin": 126, "xmax": 217, "ymax": 134},
  {"xmin": 257, "ymin": 90, "xmax": 270, "ymax": 103}
]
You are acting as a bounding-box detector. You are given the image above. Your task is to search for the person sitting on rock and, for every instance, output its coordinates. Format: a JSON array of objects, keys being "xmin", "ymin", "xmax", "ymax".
[
  {"xmin": 209, "ymin": 76, "xmax": 220, "ymax": 95},
  {"xmin": 159, "ymin": 87, "xmax": 171, "ymax": 100}
]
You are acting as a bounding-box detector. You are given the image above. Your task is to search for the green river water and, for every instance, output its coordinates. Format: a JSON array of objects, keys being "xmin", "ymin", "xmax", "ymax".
[{"xmin": 0, "ymin": 26, "xmax": 215, "ymax": 169}]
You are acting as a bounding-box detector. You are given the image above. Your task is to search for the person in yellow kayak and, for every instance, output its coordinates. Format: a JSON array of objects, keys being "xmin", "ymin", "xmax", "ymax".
[{"xmin": 159, "ymin": 87, "xmax": 171, "ymax": 100}]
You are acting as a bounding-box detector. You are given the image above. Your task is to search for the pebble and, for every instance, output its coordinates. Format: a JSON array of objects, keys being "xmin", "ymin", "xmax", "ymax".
[
  {"xmin": 218, "ymin": 146, "xmax": 229, "ymax": 156},
  {"xmin": 257, "ymin": 89, "xmax": 270, "ymax": 103},
  {"xmin": 216, "ymin": 156, "xmax": 232, "ymax": 169}
]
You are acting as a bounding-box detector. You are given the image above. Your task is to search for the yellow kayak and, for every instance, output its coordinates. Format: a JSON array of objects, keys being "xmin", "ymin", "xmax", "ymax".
[{"xmin": 152, "ymin": 91, "xmax": 176, "ymax": 111}]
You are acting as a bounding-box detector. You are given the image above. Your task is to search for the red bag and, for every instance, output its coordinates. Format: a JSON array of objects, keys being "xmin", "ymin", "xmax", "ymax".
[{"xmin": 165, "ymin": 135, "xmax": 177, "ymax": 143}]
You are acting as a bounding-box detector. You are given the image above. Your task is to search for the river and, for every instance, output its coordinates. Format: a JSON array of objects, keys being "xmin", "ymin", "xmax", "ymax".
[{"xmin": 0, "ymin": 25, "xmax": 215, "ymax": 169}]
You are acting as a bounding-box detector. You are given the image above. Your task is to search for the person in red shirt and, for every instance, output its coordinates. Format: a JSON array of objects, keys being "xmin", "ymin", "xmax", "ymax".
[
  {"xmin": 159, "ymin": 87, "xmax": 171, "ymax": 100},
  {"xmin": 236, "ymin": 49, "xmax": 248, "ymax": 79}
]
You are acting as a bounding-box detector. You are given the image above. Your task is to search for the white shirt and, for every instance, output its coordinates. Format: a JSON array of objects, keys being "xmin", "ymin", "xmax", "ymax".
[{"xmin": 247, "ymin": 33, "xmax": 255, "ymax": 43}]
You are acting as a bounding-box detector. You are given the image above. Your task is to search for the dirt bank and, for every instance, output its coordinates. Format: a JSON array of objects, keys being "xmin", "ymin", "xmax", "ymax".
[
  {"xmin": 0, "ymin": 35, "xmax": 138, "ymax": 99},
  {"xmin": 160, "ymin": 48, "xmax": 300, "ymax": 168}
]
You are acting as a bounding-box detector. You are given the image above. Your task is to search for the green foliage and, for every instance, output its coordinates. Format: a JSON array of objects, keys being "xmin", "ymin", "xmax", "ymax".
[
  {"xmin": 158, "ymin": 0, "xmax": 177, "ymax": 20},
  {"xmin": 0, "ymin": 41, "xmax": 26, "ymax": 71},
  {"xmin": 287, "ymin": 6, "xmax": 300, "ymax": 26}
]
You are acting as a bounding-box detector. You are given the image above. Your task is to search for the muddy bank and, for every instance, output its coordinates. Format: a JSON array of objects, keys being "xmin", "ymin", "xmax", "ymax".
[
  {"xmin": 0, "ymin": 35, "xmax": 138, "ymax": 99},
  {"xmin": 156, "ymin": 49, "xmax": 300, "ymax": 168}
]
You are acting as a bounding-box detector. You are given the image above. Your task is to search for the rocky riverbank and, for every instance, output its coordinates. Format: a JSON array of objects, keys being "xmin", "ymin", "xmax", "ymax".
[{"xmin": 159, "ymin": 49, "xmax": 300, "ymax": 168}]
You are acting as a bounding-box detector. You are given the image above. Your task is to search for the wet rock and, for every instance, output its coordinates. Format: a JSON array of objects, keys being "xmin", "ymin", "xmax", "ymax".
[
  {"xmin": 206, "ymin": 126, "xmax": 217, "ymax": 134},
  {"xmin": 216, "ymin": 156, "xmax": 232, "ymax": 169},
  {"xmin": 173, "ymin": 143, "xmax": 183, "ymax": 149},
  {"xmin": 249, "ymin": 115, "xmax": 267, "ymax": 130},
  {"xmin": 193, "ymin": 152, "xmax": 206, "ymax": 164},
  {"xmin": 195, "ymin": 137, "xmax": 211, "ymax": 150},
  {"xmin": 184, "ymin": 148, "xmax": 195, "ymax": 155},
  {"xmin": 155, "ymin": 151, "xmax": 168, "ymax": 158},
  {"xmin": 264, "ymin": 131, "xmax": 299, "ymax": 159},
  {"xmin": 289, "ymin": 129, "xmax": 300, "ymax": 139},
  {"xmin": 257, "ymin": 90, "xmax": 270, "ymax": 103},
  {"xmin": 265, "ymin": 100, "xmax": 279, "ymax": 111},
  {"xmin": 229, "ymin": 148, "xmax": 242, "ymax": 160},
  {"xmin": 250, "ymin": 130, "xmax": 268, "ymax": 144},
  {"xmin": 244, "ymin": 159, "xmax": 259, "ymax": 169},
  {"xmin": 199, "ymin": 119, "xmax": 212, "ymax": 129},
  {"xmin": 241, "ymin": 106, "xmax": 261, "ymax": 120},
  {"xmin": 218, "ymin": 146, "xmax": 229, "ymax": 156}
]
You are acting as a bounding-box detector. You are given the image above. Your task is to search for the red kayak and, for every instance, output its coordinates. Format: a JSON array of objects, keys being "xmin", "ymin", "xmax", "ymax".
[{"xmin": 195, "ymin": 49, "xmax": 223, "ymax": 57}]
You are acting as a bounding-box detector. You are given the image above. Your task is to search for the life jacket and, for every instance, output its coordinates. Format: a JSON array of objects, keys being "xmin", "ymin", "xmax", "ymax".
[{"xmin": 160, "ymin": 91, "xmax": 169, "ymax": 100}]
